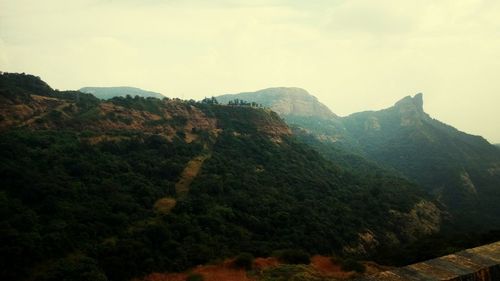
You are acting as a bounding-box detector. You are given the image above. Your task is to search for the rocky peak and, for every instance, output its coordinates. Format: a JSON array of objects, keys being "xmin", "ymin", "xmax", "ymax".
[
  {"xmin": 394, "ymin": 93, "xmax": 424, "ymax": 113},
  {"xmin": 217, "ymin": 87, "xmax": 337, "ymax": 120},
  {"xmin": 392, "ymin": 93, "xmax": 429, "ymax": 127}
]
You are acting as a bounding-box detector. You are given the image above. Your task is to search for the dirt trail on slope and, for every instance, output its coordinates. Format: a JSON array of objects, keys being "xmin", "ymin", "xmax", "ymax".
[
  {"xmin": 175, "ymin": 154, "xmax": 209, "ymax": 196},
  {"xmin": 154, "ymin": 153, "xmax": 210, "ymax": 214},
  {"xmin": 154, "ymin": 130, "xmax": 218, "ymax": 214}
]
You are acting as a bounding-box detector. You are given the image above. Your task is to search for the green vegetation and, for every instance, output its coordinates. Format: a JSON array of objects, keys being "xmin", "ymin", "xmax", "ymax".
[
  {"xmin": 218, "ymin": 89, "xmax": 500, "ymax": 232},
  {"xmin": 233, "ymin": 253, "xmax": 254, "ymax": 270},
  {"xmin": 274, "ymin": 250, "xmax": 311, "ymax": 265},
  {"xmin": 0, "ymin": 72, "xmax": 100, "ymax": 108},
  {"xmin": 2, "ymin": 72, "xmax": 496, "ymax": 281},
  {"xmin": 0, "ymin": 130, "xmax": 202, "ymax": 281},
  {"xmin": 108, "ymin": 95, "xmax": 165, "ymax": 114},
  {"xmin": 258, "ymin": 265, "xmax": 333, "ymax": 281},
  {"xmin": 0, "ymin": 78, "xmax": 432, "ymax": 281},
  {"xmin": 338, "ymin": 258, "xmax": 366, "ymax": 273},
  {"xmin": 186, "ymin": 273, "xmax": 204, "ymax": 281},
  {"xmin": 340, "ymin": 96, "xmax": 500, "ymax": 230}
]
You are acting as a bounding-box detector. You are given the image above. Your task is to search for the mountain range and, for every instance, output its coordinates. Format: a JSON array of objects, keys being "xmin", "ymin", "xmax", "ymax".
[
  {"xmin": 1, "ymin": 72, "xmax": 499, "ymax": 281},
  {"xmin": 217, "ymin": 88, "xmax": 500, "ymax": 230}
]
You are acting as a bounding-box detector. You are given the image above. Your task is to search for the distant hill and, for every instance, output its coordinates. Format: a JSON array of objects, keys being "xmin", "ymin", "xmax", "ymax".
[
  {"xmin": 79, "ymin": 86, "xmax": 165, "ymax": 99},
  {"xmin": 224, "ymin": 88, "xmax": 500, "ymax": 230},
  {"xmin": 217, "ymin": 88, "xmax": 349, "ymax": 145},
  {"xmin": 217, "ymin": 87, "xmax": 337, "ymax": 119},
  {"xmin": 340, "ymin": 94, "xmax": 500, "ymax": 229}
]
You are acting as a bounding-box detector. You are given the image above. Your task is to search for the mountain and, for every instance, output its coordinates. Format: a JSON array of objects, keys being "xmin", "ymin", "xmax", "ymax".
[
  {"xmin": 217, "ymin": 87, "xmax": 349, "ymax": 144},
  {"xmin": 217, "ymin": 87, "xmax": 337, "ymax": 119},
  {"xmin": 341, "ymin": 94, "xmax": 500, "ymax": 229},
  {"xmin": 222, "ymin": 87, "xmax": 500, "ymax": 230},
  {"xmin": 79, "ymin": 86, "xmax": 165, "ymax": 99},
  {"xmin": 0, "ymin": 73, "xmax": 440, "ymax": 281}
]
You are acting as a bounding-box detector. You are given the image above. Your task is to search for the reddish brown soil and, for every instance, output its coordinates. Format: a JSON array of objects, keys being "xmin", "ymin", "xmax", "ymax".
[
  {"xmin": 141, "ymin": 272, "xmax": 186, "ymax": 281},
  {"xmin": 252, "ymin": 257, "xmax": 280, "ymax": 271},
  {"xmin": 310, "ymin": 255, "xmax": 355, "ymax": 279},
  {"xmin": 139, "ymin": 256, "xmax": 386, "ymax": 281},
  {"xmin": 139, "ymin": 259, "xmax": 255, "ymax": 281}
]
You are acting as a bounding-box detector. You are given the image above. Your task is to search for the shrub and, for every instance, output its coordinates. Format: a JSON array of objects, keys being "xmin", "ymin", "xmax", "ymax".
[
  {"xmin": 274, "ymin": 249, "xmax": 310, "ymax": 265},
  {"xmin": 186, "ymin": 273, "xmax": 204, "ymax": 281},
  {"xmin": 233, "ymin": 253, "xmax": 254, "ymax": 270},
  {"xmin": 340, "ymin": 258, "xmax": 366, "ymax": 273}
]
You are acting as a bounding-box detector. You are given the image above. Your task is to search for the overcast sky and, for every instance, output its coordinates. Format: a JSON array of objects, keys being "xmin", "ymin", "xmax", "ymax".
[{"xmin": 1, "ymin": 0, "xmax": 499, "ymax": 142}]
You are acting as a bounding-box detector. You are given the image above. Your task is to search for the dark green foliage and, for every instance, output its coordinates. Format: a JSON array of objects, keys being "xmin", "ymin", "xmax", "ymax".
[
  {"xmin": 0, "ymin": 126, "xmax": 428, "ymax": 280},
  {"xmin": 338, "ymin": 258, "xmax": 366, "ymax": 273},
  {"xmin": 0, "ymin": 72, "xmax": 100, "ymax": 108},
  {"xmin": 226, "ymin": 98, "xmax": 262, "ymax": 107},
  {"xmin": 201, "ymin": 96, "xmax": 219, "ymax": 105},
  {"xmin": 233, "ymin": 253, "xmax": 254, "ymax": 270},
  {"xmin": 0, "ymin": 72, "xmax": 53, "ymax": 98},
  {"xmin": 0, "ymin": 74, "xmax": 442, "ymax": 281},
  {"xmin": 108, "ymin": 95, "xmax": 165, "ymax": 114},
  {"xmin": 258, "ymin": 265, "xmax": 329, "ymax": 281},
  {"xmin": 341, "ymin": 103, "xmax": 500, "ymax": 230},
  {"xmin": 284, "ymin": 93, "xmax": 500, "ymax": 232},
  {"xmin": 0, "ymin": 130, "xmax": 202, "ymax": 281},
  {"xmin": 274, "ymin": 250, "xmax": 311, "ymax": 265},
  {"xmin": 186, "ymin": 273, "xmax": 204, "ymax": 281},
  {"xmin": 34, "ymin": 255, "xmax": 108, "ymax": 281}
]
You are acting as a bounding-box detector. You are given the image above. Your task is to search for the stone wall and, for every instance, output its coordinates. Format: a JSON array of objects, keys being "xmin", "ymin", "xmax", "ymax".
[{"xmin": 358, "ymin": 241, "xmax": 500, "ymax": 281}]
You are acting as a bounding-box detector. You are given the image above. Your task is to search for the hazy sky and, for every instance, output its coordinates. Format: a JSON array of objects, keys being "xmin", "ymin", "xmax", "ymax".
[{"xmin": 1, "ymin": 0, "xmax": 499, "ymax": 142}]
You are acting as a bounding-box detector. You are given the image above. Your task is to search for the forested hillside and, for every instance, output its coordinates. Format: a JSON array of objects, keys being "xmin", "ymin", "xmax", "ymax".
[
  {"xmin": 220, "ymin": 90, "xmax": 500, "ymax": 231},
  {"xmin": 341, "ymin": 94, "xmax": 500, "ymax": 230},
  {"xmin": 0, "ymin": 73, "xmax": 440, "ymax": 281}
]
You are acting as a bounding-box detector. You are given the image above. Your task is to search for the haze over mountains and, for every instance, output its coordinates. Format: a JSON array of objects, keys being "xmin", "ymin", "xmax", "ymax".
[{"xmin": 217, "ymin": 88, "xmax": 500, "ymax": 229}]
